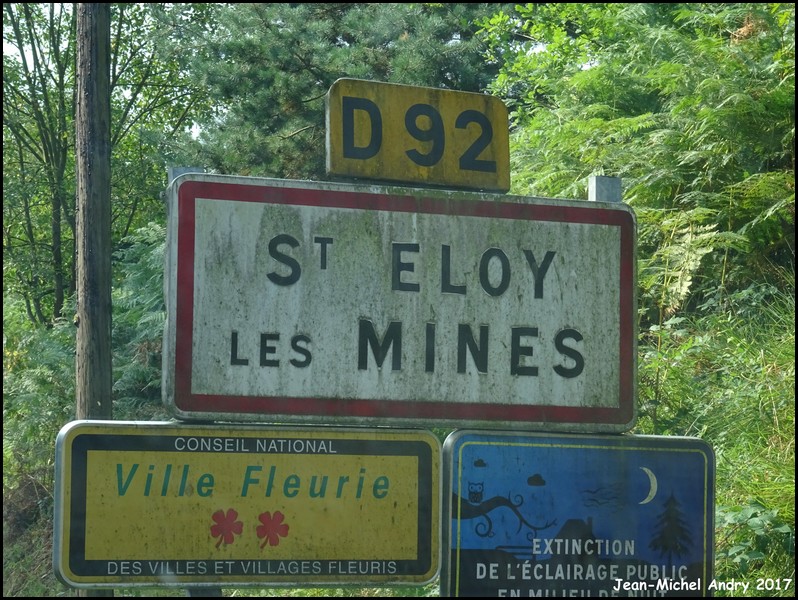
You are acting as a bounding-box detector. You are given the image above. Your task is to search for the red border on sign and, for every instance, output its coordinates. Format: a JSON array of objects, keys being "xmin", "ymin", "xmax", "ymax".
[{"xmin": 173, "ymin": 180, "xmax": 635, "ymax": 426}]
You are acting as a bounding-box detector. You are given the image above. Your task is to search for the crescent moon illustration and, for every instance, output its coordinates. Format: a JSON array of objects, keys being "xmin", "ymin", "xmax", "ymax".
[{"xmin": 639, "ymin": 467, "xmax": 658, "ymax": 505}]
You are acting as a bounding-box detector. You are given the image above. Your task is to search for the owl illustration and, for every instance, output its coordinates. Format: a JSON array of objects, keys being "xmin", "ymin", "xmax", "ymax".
[{"xmin": 468, "ymin": 481, "xmax": 484, "ymax": 504}]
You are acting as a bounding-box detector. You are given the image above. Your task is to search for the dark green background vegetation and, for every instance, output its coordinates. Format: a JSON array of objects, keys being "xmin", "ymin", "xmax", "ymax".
[{"xmin": 3, "ymin": 3, "xmax": 794, "ymax": 597}]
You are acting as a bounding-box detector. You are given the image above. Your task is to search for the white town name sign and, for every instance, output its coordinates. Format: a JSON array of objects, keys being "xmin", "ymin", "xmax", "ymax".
[{"xmin": 163, "ymin": 175, "xmax": 636, "ymax": 431}]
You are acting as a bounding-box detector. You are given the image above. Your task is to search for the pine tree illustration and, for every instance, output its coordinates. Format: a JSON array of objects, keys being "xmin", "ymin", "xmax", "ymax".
[{"xmin": 649, "ymin": 492, "xmax": 693, "ymax": 569}]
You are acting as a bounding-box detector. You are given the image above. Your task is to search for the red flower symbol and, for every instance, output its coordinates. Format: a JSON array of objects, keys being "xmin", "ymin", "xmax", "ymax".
[
  {"xmin": 256, "ymin": 511, "xmax": 289, "ymax": 548},
  {"xmin": 210, "ymin": 508, "xmax": 243, "ymax": 548}
]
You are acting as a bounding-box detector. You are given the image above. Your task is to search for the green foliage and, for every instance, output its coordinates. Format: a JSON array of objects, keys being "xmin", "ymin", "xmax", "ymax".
[
  {"xmin": 2, "ymin": 513, "xmax": 56, "ymax": 597},
  {"xmin": 3, "ymin": 3, "xmax": 77, "ymax": 323},
  {"xmin": 3, "ymin": 296, "xmax": 76, "ymax": 481},
  {"xmin": 480, "ymin": 2, "xmax": 795, "ymax": 314},
  {"xmin": 3, "ymin": 3, "xmax": 213, "ymax": 325},
  {"xmin": 3, "ymin": 297, "xmax": 74, "ymax": 597},
  {"xmin": 2, "ymin": 223, "xmax": 172, "ymax": 597},
  {"xmin": 2, "ymin": 223, "xmax": 170, "ymax": 564},
  {"xmin": 716, "ymin": 501, "xmax": 794, "ymax": 579},
  {"xmin": 3, "ymin": 221, "xmax": 171, "ymax": 476},
  {"xmin": 636, "ymin": 206, "xmax": 746, "ymax": 327},
  {"xmin": 176, "ymin": 3, "xmax": 512, "ymax": 180},
  {"xmin": 111, "ymin": 223, "xmax": 170, "ymax": 420},
  {"xmin": 635, "ymin": 276, "xmax": 795, "ymax": 595}
]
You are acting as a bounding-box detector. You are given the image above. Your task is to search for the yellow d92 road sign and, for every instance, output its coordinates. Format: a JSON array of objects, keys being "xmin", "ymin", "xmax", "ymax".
[
  {"xmin": 326, "ymin": 78, "xmax": 510, "ymax": 192},
  {"xmin": 53, "ymin": 421, "xmax": 440, "ymax": 588}
]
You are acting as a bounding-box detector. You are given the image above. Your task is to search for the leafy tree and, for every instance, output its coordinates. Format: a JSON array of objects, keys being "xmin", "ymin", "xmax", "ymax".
[
  {"xmin": 479, "ymin": 3, "xmax": 794, "ymax": 312},
  {"xmin": 3, "ymin": 3, "xmax": 214, "ymax": 325},
  {"xmin": 175, "ymin": 2, "xmax": 513, "ymax": 179},
  {"xmin": 3, "ymin": 3, "xmax": 76, "ymax": 325}
]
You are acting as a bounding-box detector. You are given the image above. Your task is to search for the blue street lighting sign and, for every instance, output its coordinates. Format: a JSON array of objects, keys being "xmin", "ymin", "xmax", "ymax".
[{"xmin": 442, "ymin": 431, "xmax": 715, "ymax": 597}]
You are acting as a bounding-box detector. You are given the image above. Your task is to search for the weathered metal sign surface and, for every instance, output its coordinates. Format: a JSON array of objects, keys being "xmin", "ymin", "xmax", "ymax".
[
  {"xmin": 442, "ymin": 430, "xmax": 715, "ymax": 597},
  {"xmin": 163, "ymin": 174, "xmax": 636, "ymax": 431},
  {"xmin": 53, "ymin": 421, "xmax": 440, "ymax": 588},
  {"xmin": 326, "ymin": 78, "xmax": 510, "ymax": 192}
]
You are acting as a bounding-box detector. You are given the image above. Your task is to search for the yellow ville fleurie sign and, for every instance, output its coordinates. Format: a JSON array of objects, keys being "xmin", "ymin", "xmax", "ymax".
[{"xmin": 53, "ymin": 421, "xmax": 440, "ymax": 588}]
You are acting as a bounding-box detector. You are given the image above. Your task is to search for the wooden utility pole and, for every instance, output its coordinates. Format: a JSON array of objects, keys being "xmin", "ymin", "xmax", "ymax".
[
  {"xmin": 75, "ymin": 6, "xmax": 113, "ymax": 597},
  {"xmin": 76, "ymin": 3, "xmax": 112, "ymax": 421}
]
